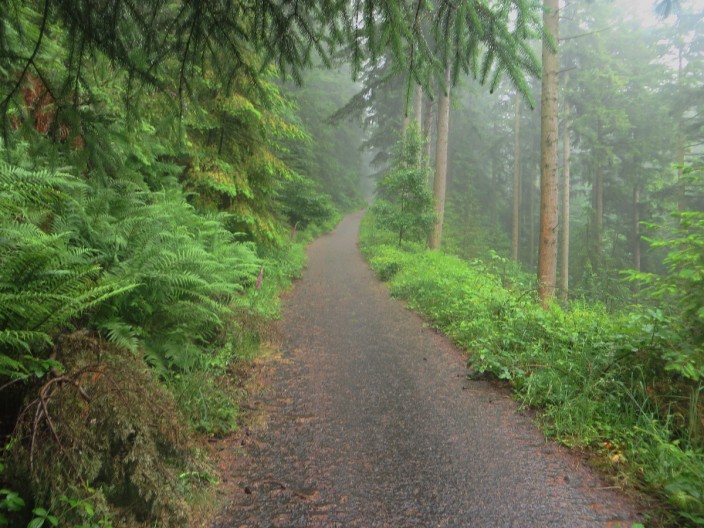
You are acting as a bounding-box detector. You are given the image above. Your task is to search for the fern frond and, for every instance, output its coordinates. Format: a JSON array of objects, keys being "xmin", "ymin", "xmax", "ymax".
[
  {"xmin": 0, "ymin": 330, "xmax": 52, "ymax": 355},
  {"xmin": 98, "ymin": 320, "xmax": 140, "ymax": 352}
]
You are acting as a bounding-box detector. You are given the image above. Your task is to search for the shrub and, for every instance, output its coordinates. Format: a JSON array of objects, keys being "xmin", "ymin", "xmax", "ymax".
[{"xmin": 371, "ymin": 124, "xmax": 434, "ymax": 246}]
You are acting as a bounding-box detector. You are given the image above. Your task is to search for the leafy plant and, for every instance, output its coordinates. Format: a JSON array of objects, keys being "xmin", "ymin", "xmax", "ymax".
[
  {"xmin": 360, "ymin": 210, "xmax": 704, "ymax": 525},
  {"xmin": 0, "ymin": 466, "xmax": 25, "ymax": 526},
  {"xmin": 0, "ymin": 160, "xmax": 136, "ymax": 380},
  {"xmin": 28, "ymin": 507, "xmax": 58, "ymax": 528},
  {"xmin": 372, "ymin": 124, "xmax": 434, "ymax": 246},
  {"xmin": 278, "ymin": 175, "xmax": 338, "ymax": 230}
]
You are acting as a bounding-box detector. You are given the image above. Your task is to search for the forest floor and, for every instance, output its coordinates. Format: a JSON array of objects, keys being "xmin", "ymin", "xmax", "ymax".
[{"xmin": 206, "ymin": 211, "xmax": 649, "ymax": 527}]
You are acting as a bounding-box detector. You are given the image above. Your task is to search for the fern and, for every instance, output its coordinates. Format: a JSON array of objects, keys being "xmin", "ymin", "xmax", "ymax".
[
  {"xmin": 0, "ymin": 161, "xmax": 139, "ymax": 379},
  {"xmin": 97, "ymin": 320, "xmax": 140, "ymax": 352},
  {"xmin": 70, "ymin": 182, "xmax": 260, "ymax": 373}
]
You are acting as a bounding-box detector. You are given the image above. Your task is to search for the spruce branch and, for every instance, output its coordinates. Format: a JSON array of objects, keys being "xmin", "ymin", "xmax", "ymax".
[{"xmin": 1, "ymin": 0, "xmax": 49, "ymax": 141}]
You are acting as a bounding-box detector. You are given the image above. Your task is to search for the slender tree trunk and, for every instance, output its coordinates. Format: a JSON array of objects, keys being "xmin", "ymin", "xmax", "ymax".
[
  {"xmin": 401, "ymin": 81, "xmax": 410, "ymax": 139},
  {"xmin": 429, "ymin": 66, "xmax": 451, "ymax": 250},
  {"xmin": 560, "ymin": 102, "xmax": 570, "ymax": 303},
  {"xmin": 490, "ymin": 118, "xmax": 498, "ymax": 225},
  {"xmin": 413, "ymin": 84, "xmax": 423, "ymax": 129},
  {"xmin": 677, "ymin": 126, "xmax": 686, "ymax": 211},
  {"xmin": 401, "ymin": 114, "xmax": 410, "ymax": 139},
  {"xmin": 412, "ymin": 84, "xmax": 423, "ymax": 166},
  {"xmin": 677, "ymin": 44, "xmax": 686, "ymax": 211},
  {"xmin": 512, "ymin": 94, "xmax": 522, "ymax": 262},
  {"xmin": 422, "ymin": 93, "xmax": 435, "ymax": 169},
  {"xmin": 538, "ymin": 0, "xmax": 559, "ymax": 307},
  {"xmin": 594, "ymin": 164, "xmax": 604, "ymax": 269},
  {"xmin": 530, "ymin": 172, "xmax": 536, "ymax": 270},
  {"xmin": 633, "ymin": 185, "xmax": 641, "ymax": 272}
]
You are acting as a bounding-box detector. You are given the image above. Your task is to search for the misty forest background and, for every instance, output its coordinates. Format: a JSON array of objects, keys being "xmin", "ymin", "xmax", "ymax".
[{"xmin": 0, "ymin": 1, "xmax": 703, "ymax": 527}]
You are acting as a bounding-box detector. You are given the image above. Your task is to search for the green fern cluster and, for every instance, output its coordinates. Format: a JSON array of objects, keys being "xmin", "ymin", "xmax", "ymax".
[
  {"xmin": 0, "ymin": 161, "xmax": 135, "ymax": 378},
  {"xmin": 82, "ymin": 183, "xmax": 261, "ymax": 374},
  {"xmin": 0, "ymin": 157, "xmax": 263, "ymax": 375},
  {"xmin": 0, "ymin": 1, "xmax": 348, "ymax": 524},
  {"xmin": 0, "ymin": 151, "xmax": 265, "ymax": 525}
]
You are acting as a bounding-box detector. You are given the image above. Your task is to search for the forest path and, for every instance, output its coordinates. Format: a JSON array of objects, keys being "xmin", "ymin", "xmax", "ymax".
[{"xmin": 211, "ymin": 211, "xmax": 643, "ymax": 527}]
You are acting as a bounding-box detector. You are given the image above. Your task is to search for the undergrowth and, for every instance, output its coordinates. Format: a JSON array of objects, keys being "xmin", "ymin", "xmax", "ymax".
[
  {"xmin": 0, "ymin": 156, "xmax": 333, "ymax": 527},
  {"xmin": 0, "ymin": 3, "xmax": 348, "ymax": 525},
  {"xmin": 360, "ymin": 211, "xmax": 704, "ymax": 527}
]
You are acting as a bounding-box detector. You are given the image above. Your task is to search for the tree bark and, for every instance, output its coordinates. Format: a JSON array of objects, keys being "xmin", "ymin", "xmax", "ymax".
[
  {"xmin": 677, "ymin": 44, "xmax": 686, "ymax": 211},
  {"xmin": 538, "ymin": 0, "xmax": 559, "ymax": 307},
  {"xmin": 413, "ymin": 84, "xmax": 423, "ymax": 166},
  {"xmin": 401, "ymin": 81, "xmax": 410, "ymax": 139},
  {"xmin": 413, "ymin": 84, "xmax": 423, "ymax": 129},
  {"xmin": 429, "ymin": 66, "xmax": 451, "ymax": 250},
  {"xmin": 677, "ymin": 126, "xmax": 686, "ymax": 211},
  {"xmin": 512, "ymin": 94, "xmax": 522, "ymax": 262},
  {"xmin": 401, "ymin": 113, "xmax": 410, "ymax": 140},
  {"xmin": 560, "ymin": 102, "xmax": 570, "ymax": 303},
  {"xmin": 633, "ymin": 185, "xmax": 641, "ymax": 272},
  {"xmin": 422, "ymin": 93, "xmax": 435, "ymax": 170},
  {"xmin": 593, "ymin": 164, "xmax": 604, "ymax": 270},
  {"xmin": 490, "ymin": 118, "xmax": 498, "ymax": 225},
  {"xmin": 530, "ymin": 172, "xmax": 536, "ymax": 270}
]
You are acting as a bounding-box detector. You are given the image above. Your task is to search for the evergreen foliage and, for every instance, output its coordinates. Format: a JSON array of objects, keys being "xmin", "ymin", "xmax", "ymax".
[
  {"xmin": 372, "ymin": 124, "xmax": 434, "ymax": 245},
  {"xmin": 0, "ymin": 1, "xmax": 348, "ymax": 525},
  {"xmin": 278, "ymin": 176, "xmax": 338, "ymax": 230},
  {"xmin": 184, "ymin": 65, "xmax": 309, "ymax": 242},
  {"xmin": 0, "ymin": 0, "xmax": 544, "ymax": 130},
  {"xmin": 283, "ymin": 67, "xmax": 367, "ymax": 210},
  {"xmin": 625, "ymin": 167, "xmax": 704, "ymax": 386},
  {"xmin": 4, "ymin": 0, "xmax": 702, "ymax": 525},
  {"xmin": 329, "ymin": 58, "xmax": 407, "ymax": 174}
]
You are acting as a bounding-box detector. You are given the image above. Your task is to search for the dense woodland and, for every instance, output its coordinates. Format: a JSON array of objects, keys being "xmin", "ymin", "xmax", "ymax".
[{"xmin": 0, "ymin": 0, "xmax": 703, "ymax": 527}]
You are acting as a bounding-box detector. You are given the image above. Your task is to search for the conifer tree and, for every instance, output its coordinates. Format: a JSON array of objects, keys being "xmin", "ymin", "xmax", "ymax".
[
  {"xmin": 373, "ymin": 123, "xmax": 434, "ymax": 246},
  {"xmin": 429, "ymin": 65, "xmax": 451, "ymax": 250},
  {"xmin": 538, "ymin": 0, "xmax": 559, "ymax": 306},
  {"xmin": 512, "ymin": 93, "xmax": 522, "ymax": 262}
]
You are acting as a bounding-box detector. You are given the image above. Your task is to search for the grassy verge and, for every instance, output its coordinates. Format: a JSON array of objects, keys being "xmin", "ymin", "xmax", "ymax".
[{"xmin": 359, "ymin": 212, "xmax": 704, "ymax": 527}]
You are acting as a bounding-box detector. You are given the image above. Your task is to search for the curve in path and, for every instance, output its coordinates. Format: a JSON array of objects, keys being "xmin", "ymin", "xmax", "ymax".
[{"xmin": 212, "ymin": 211, "xmax": 642, "ymax": 528}]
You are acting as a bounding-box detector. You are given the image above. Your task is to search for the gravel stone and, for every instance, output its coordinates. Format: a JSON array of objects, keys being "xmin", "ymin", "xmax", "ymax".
[{"xmin": 212, "ymin": 212, "xmax": 644, "ymax": 528}]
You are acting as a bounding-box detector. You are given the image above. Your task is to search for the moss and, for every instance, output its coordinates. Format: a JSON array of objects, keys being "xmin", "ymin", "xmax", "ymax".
[{"xmin": 4, "ymin": 331, "xmax": 210, "ymax": 528}]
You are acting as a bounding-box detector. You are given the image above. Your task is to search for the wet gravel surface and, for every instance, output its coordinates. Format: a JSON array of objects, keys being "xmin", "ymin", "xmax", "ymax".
[{"xmin": 212, "ymin": 212, "xmax": 643, "ymax": 527}]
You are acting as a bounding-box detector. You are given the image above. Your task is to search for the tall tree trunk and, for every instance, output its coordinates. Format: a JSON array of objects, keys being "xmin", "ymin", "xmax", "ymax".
[
  {"xmin": 677, "ymin": 126, "xmax": 686, "ymax": 211},
  {"xmin": 401, "ymin": 113, "xmax": 410, "ymax": 139},
  {"xmin": 530, "ymin": 172, "xmax": 536, "ymax": 270},
  {"xmin": 538, "ymin": 0, "xmax": 559, "ymax": 307},
  {"xmin": 413, "ymin": 84, "xmax": 423, "ymax": 129},
  {"xmin": 413, "ymin": 84, "xmax": 423, "ymax": 166},
  {"xmin": 490, "ymin": 118, "xmax": 498, "ymax": 225},
  {"xmin": 677, "ymin": 44, "xmax": 686, "ymax": 211},
  {"xmin": 633, "ymin": 185, "xmax": 641, "ymax": 272},
  {"xmin": 512, "ymin": 94, "xmax": 522, "ymax": 262},
  {"xmin": 560, "ymin": 101, "xmax": 570, "ymax": 303},
  {"xmin": 400, "ymin": 81, "xmax": 410, "ymax": 139},
  {"xmin": 422, "ymin": 93, "xmax": 435, "ymax": 169},
  {"xmin": 429, "ymin": 66, "xmax": 451, "ymax": 250},
  {"xmin": 594, "ymin": 163, "xmax": 604, "ymax": 270}
]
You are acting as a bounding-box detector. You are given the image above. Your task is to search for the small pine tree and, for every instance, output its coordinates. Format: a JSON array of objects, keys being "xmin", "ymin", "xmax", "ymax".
[{"xmin": 372, "ymin": 124, "xmax": 434, "ymax": 246}]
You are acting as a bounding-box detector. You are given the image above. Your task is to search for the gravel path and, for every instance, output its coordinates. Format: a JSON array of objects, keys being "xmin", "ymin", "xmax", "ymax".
[{"xmin": 212, "ymin": 211, "xmax": 643, "ymax": 528}]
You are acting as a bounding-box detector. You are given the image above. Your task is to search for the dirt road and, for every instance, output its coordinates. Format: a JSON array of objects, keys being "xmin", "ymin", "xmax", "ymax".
[{"xmin": 211, "ymin": 211, "xmax": 643, "ymax": 527}]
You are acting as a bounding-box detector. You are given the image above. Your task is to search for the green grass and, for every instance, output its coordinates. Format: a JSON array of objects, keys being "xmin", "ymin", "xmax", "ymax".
[{"xmin": 360, "ymin": 212, "xmax": 704, "ymax": 527}]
